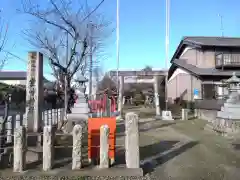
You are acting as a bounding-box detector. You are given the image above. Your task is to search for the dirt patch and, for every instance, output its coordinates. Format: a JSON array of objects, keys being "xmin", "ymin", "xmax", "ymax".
[{"xmin": 141, "ymin": 119, "xmax": 240, "ymax": 180}]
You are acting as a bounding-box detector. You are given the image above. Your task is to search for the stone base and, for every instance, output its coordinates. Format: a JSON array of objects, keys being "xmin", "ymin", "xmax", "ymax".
[
  {"xmin": 112, "ymin": 111, "xmax": 120, "ymax": 117},
  {"xmin": 116, "ymin": 115, "xmax": 123, "ymax": 121},
  {"xmin": 213, "ymin": 118, "xmax": 240, "ymax": 134},
  {"xmin": 155, "ymin": 115, "xmax": 161, "ymax": 120},
  {"xmin": 67, "ymin": 113, "xmax": 88, "ymax": 121},
  {"xmin": 205, "ymin": 118, "xmax": 240, "ymax": 137},
  {"xmin": 7, "ymin": 168, "xmax": 143, "ymax": 177},
  {"xmin": 162, "ymin": 111, "xmax": 174, "ymax": 121}
]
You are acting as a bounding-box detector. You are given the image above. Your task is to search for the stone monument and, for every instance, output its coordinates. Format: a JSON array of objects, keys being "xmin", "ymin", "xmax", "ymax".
[
  {"xmin": 214, "ymin": 72, "xmax": 240, "ymax": 135},
  {"xmin": 25, "ymin": 52, "xmax": 43, "ymax": 132},
  {"xmin": 67, "ymin": 75, "xmax": 89, "ymax": 129}
]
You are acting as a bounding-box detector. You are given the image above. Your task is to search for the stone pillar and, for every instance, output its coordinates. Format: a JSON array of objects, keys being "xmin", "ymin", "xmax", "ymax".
[
  {"xmin": 25, "ymin": 52, "xmax": 43, "ymax": 132},
  {"xmin": 72, "ymin": 124, "xmax": 83, "ymax": 170},
  {"xmin": 22, "ymin": 113, "xmax": 26, "ymax": 129},
  {"xmin": 6, "ymin": 116, "xmax": 12, "ymax": 143},
  {"xmin": 15, "ymin": 114, "xmax": 21, "ymax": 129},
  {"xmin": 118, "ymin": 76, "xmax": 124, "ymax": 117},
  {"xmin": 56, "ymin": 109, "xmax": 59, "ymax": 125},
  {"xmin": 48, "ymin": 110, "xmax": 52, "ymax": 126},
  {"xmin": 130, "ymin": 96, "xmax": 133, "ymax": 105},
  {"xmin": 194, "ymin": 109, "xmax": 198, "ymax": 118},
  {"xmin": 53, "ymin": 109, "xmax": 57, "ymax": 125},
  {"xmin": 44, "ymin": 110, "xmax": 48, "ymax": 126},
  {"xmin": 123, "ymin": 96, "xmax": 125, "ymax": 105},
  {"xmin": 125, "ymin": 112, "xmax": 140, "ymax": 168},
  {"xmin": 181, "ymin": 109, "xmax": 188, "ymax": 120},
  {"xmin": 57, "ymin": 109, "xmax": 61, "ymax": 124},
  {"xmin": 99, "ymin": 125, "xmax": 110, "ymax": 168},
  {"xmin": 43, "ymin": 126, "xmax": 55, "ymax": 171},
  {"xmin": 13, "ymin": 126, "xmax": 26, "ymax": 172},
  {"xmin": 153, "ymin": 75, "xmax": 161, "ymax": 118},
  {"xmin": 60, "ymin": 108, "xmax": 65, "ymax": 121},
  {"xmin": 57, "ymin": 108, "xmax": 64, "ymax": 130}
]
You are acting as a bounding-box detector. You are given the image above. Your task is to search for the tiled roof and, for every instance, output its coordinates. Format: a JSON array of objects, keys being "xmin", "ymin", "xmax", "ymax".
[
  {"xmin": 171, "ymin": 36, "xmax": 240, "ymax": 63},
  {"xmin": 0, "ymin": 71, "xmax": 51, "ymax": 82},
  {"xmin": 183, "ymin": 36, "xmax": 240, "ymax": 47},
  {"xmin": 0, "ymin": 71, "xmax": 26, "ymax": 79},
  {"xmin": 172, "ymin": 59, "xmax": 240, "ymax": 77}
]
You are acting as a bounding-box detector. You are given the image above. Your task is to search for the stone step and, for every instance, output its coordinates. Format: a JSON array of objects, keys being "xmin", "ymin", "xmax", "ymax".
[
  {"xmin": 74, "ymin": 103, "xmax": 89, "ymax": 108},
  {"xmin": 221, "ymin": 106, "xmax": 240, "ymax": 113},
  {"xmin": 71, "ymin": 108, "xmax": 89, "ymax": 114},
  {"xmin": 223, "ymin": 103, "xmax": 240, "ymax": 108},
  {"xmin": 67, "ymin": 113, "xmax": 89, "ymax": 121},
  {"xmin": 217, "ymin": 111, "xmax": 240, "ymax": 120},
  {"xmin": 76, "ymin": 101, "xmax": 88, "ymax": 105}
]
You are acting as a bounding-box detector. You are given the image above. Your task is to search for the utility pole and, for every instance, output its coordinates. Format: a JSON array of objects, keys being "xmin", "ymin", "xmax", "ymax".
[
  {"xmin": 218, "ymin": 14, "xmax": 224, "ymax": 37},
  {"xmin": 165, "ymin": 0, "xmax": 170, "ymax": 110},
  {"xmin": 89, "ymin": 23, "xmax": 94, "ymax": 99},
  {"xmin": 116, "ymin": 0, "xmax": 120, "ymax": 95}
]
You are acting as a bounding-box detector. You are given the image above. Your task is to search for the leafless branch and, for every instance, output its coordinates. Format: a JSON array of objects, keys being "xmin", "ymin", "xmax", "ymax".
[
  {"xmin": 20, "ymin": 0, "xmax": 112, "ymax": 88},
  {"xmin": 0, "ymin": 13, "xmax": 9, "ymax": 70}
]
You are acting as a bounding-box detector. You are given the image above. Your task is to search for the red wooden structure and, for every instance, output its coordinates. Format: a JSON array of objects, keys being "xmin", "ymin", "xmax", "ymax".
[
  {"xmin": 87, "ymin": 88, "xmax": 117, "ymax": 163},
  {"xmin": 88, "ymin": 89, "xmax": 117, "ymax": 113},
  {"xmin": 88, "ymin": 117, "xmax": 116, "ymax": 162}
]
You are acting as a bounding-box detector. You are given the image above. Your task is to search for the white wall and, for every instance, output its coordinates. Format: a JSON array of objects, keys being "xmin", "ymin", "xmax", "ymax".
[
  {"xmin": 168, "ymin": 46, "xmax": 192, "ymax": 82},
  {"xmin": 168, "ymin": 68, "xmax": 189, "ymax": 82},
  {"xmin": 0, "ymin": 80, "xmax": 26, "ymax": 86}
]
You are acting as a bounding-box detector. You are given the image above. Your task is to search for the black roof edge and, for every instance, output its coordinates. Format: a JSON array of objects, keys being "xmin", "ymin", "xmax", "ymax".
[
  {"xmin": 168, "ymin": 64, "xmax": 177, "ymax": 80},
  {"xmin": 168, "ymin": 62, "xmax": 202, "ymax": 80},
  {"xmin": 170, "ymin": 38, "xmax": 202, "ymax": 63}
]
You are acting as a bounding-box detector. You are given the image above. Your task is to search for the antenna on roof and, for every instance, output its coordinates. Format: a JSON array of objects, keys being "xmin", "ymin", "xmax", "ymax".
[{"xmin": 218, "ymin": 14, "xmax": 224, "ymax": 37}]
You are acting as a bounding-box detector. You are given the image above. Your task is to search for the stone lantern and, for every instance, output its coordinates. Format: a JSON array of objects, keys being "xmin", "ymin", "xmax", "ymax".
[
  {"xmin": 75, "ymin": 75, "xmax": 88, "ymax": 96},
  {"xmin": 225, "ymin": 72, "xmax": 240, "ymax": 103},
  {"xmin": 215, "ymin": 72, "xmax": 240, "ymax": 135}
]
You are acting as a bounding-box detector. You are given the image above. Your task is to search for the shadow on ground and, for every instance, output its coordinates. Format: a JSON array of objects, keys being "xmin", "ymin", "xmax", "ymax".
[
  {"xmin": 232, "ymin": 143, "xmax": 240, "ymax": 150},
  {"xmin": 115, "ymin": 140, "xmax": 198, "ymax": 175},
  {"xmin": 140, "ymin": 141, "xmax": 198, "ymax": 174}
]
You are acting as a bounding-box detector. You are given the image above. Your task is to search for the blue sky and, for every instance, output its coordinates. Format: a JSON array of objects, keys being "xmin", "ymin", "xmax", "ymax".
[{"xmin": 1, "ymin": 0, "xmax": 240, "ymax": 80}]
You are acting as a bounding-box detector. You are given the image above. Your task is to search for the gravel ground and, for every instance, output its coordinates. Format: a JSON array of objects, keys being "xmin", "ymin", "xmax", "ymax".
[{"xmin": 138, "ymin": 119, "xmax": 240, "ymax": 180}]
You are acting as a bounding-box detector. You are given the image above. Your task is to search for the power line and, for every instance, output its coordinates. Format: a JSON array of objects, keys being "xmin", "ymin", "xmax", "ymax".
[
  {"xmin": 2, "ymin": 50, "xmax": 27, "ymax": 63},
  {"xmin": 2, "ymin": 50, "xmax": 54, "ymax": 76},
  {"xmin": 80, "ymin": 0, "xmax": 105, "ymax": 23}
]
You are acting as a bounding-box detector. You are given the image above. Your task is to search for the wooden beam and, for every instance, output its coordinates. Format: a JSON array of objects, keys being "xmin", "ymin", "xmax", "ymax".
[{"xmin": 109, "ymin": 70, "xmax": 167, "ymax": 77}]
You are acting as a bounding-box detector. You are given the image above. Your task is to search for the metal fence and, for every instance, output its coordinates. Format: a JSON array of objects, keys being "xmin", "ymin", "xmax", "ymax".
[{"xmin": 0, "ymin": 108, "xmax": 65, "ymax": 165}]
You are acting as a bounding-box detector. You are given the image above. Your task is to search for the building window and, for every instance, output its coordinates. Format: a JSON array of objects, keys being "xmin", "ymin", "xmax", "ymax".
[
  {"xmin": 215, "ymin": 51, "xmax": 240, "ymax": 66},
  {"xmin": 215, "ymin": 53, "xmax": 223, "ymax": 66},
  {"xmin": 202, "ymin": 84, "xmax": 216, "ymax": 99}
]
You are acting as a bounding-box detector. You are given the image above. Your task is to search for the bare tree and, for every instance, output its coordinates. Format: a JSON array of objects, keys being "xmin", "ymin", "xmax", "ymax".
[
  {"xmin": 97, "ymin": 73, "xmax": 116, "ymax": 93},
  {"xmin": 142, "ymin": 65, "xmax": 153, "ymax": 72},
  {"xmin": 20, "ymin": 0, "xmax": 111, "ymax": 89},
  {"xmin": 0, "ymin": 12, "xmax": 9, "ymax": 70}
]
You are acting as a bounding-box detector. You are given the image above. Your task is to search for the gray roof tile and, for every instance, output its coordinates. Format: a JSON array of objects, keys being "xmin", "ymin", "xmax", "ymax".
[
  {"xmin": 173, "ymin": 59, "xmax": 240, "ymax": 76},
  {"xmin": 0, "ymin": 71, "xmax": 51, "ymax": 82},
  {"xmin": 0, "ymin": 71, "xmax": 26, "ymax": 79},
  {"xmin": 183, "ymin": 36, "xmax": 240, "ymax": 47}
]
